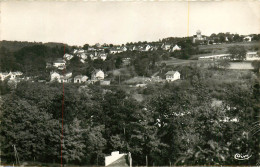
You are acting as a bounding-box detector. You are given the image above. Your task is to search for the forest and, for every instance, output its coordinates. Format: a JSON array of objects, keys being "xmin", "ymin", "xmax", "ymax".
[{"xmin": 0, "ymin": 64, "xmax": 259, "ymax": 166}]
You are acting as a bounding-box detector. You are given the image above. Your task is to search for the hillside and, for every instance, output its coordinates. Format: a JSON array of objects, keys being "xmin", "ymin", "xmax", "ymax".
[{"xmin": 0, "ymin": 40, "xmax": 70, "ymax": 52}]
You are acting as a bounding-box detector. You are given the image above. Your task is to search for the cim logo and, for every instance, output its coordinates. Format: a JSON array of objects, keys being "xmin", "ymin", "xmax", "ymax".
[{"xmin": 234, "ymin": 153, "xmax": 252, "ymax": 160}]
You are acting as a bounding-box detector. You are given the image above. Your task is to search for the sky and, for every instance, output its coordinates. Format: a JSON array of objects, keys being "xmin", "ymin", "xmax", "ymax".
[{"xmin": 0, "ymin": 1, "xmax": 260, "ymax": 46}]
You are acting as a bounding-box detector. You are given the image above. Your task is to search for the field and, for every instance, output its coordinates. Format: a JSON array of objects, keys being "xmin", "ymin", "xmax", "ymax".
[
  {"xmin": 190, "ymin": 41, "xmax": 260, "ymax": 60},
  {"xmin": 160, "ymin": 57, "xmax": 198, "ymax": 66}
]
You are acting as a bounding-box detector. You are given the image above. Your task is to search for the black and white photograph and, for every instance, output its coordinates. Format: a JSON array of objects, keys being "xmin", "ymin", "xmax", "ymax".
[{"xmin": 0, "ymin": 0, "xmax": 260, "ymax": 166}]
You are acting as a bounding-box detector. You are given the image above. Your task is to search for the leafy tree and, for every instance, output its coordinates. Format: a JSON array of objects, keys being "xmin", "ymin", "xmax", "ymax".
[
  {"xmin": 62, "ymin": 119, "xmax": 85, "ymax": 164},
  {"xmin": 251, "ymin": 60, "xmax": 260, "ymax": 72},
  {"xmin": 0, "ymin": 95, "xmax": 60, "ymax": 162},
  {"xmin": 228, "ymin": 46, "xmax": 247, "ymax": 61},
  {"xmin": 83, "ymin": 44, "xmax": 89, "ymax": 50}
]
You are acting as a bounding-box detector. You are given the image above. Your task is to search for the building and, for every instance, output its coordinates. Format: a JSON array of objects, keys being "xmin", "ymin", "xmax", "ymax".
[
  {"xmin": 161, "ymin": 43, "xmax": 171, "ymax": 50},
  {"xmin": 91, "ymin": 69, "xmax": 105, "ymax": 81},
  {"xmin": 0, "ymin": 71, "xmax": 23, "ymax": 81},
  {"xmin": 64, "ymin": 53, "xmax": 74, "ymax": 61},
  {"xmin": 143, "ymin": 45, "xmax": 152, "ymax": 51},
  {"xmin": 105, "ymin": 151, "xmax": 128, "ymax": 167},
  {"xmin": 74, "ymin": 75, "xmax": 88, "ymax": 83},
  {"xmin": 50, "ymin": 71, "xmax": 72, "ymax": 83},
  {"xmin": 99, "ymin": 52, "xmax": 107, "ymax": 60},
  {"xmin": 193, "ymin": 30, "xmax": 207, "ymax": 43},
  {"xmin": 53, "ymin": 58, "xmax": 66, "ymax": 69},
  {"xmin": 165, "ymin": 71, "xmax": 181, "ymax": 82},
  {"xmin": 50, "ymin": 71, "xmax": 61, "ymax": 82},
  {"xmin": 243, "ymin": 36, "xmax": 252, "ymax": 42},
  {"xmin": 171, "ymin": 44, "xmax": 181, "ymax": 52},
  {"xmin": 246, "ymin": 52, "xmax": 260, "ymax": 61}
]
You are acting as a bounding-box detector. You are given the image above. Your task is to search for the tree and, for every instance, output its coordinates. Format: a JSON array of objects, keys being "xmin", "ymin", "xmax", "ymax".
[
  {"xmin": 62, "ymin": 119, "xmax": 85, "ymax": 164},
  {"xmin": 251, "ymin": 60, "xmax": 260, "ymax": 72},
  {"xmin": 217, "ymin": 59, "xmax": 230, "ymax": 69},
  {"xmin": 228, "ymin": 46, "xmax": 247, "ymax": 61},
  {"xmin": 0, "ymin": 95, "xmax": 60, "ymax": 162},
  {"xmin": 83, "ymin": 44, "xmax": 89, "ymax": 50}
]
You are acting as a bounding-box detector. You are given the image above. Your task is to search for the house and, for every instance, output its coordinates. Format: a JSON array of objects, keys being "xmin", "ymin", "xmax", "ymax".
[
  {"xmin": 88, "ymin": 47, "xmax": 96, "ymax": 51},
  {"xmin": 78, "ymin": 53, "xmax": 88, "ymax": 60},
  {"xmin": 77, "ymin": 49, "xmax": 85, "ymax": 53},
  {"xmin": 171, "ymin": 44, "xmax": 181, "ymax": 52},
  {"xmin": 143, "ymin": 45, "xmax": 151, "ymax": 51},
  {"xmin": 129, "ymin": 46, "xmax": 137, "ymax": 51},
  {"xmin": 0, "ymin": 71, "xmax": 23, "ymax": 81},
  {"xmin": 105, "ymin": 151, "xmax": 128, "ymax": 167},
  {"xmin": 74, "ymin": 75, "xmax": 88, "ymax": 83},
  {"xmin": 50, "ymin": 71, "xmax": 72, "ymax": 83},
  {"xmin": 64, "ymin": 53, "xmax": 74, "ymax": 61},
  {"xmin": 246, "ymin": 52, "xmax": 260, "ymax": 61},
  {"xmin": 110, "ymin": 49, "xmax": 118, "ymax": 54},
  {"xmin": 121, "ymin": 46, "xmax": 127, "ymax": 52},
  {"xmin": 162, "ymin": 43, "xmax": 171, "ymax": 50},
  {"xmin": 50, "ymin": 71, "xmax": 61, "ymax": 82},
  {"xmin": 53, "ymin": 58, "xmax": 66, "ymax": 69},
  {"xmin": 243, "ymin": 36, "xmax": 252, "ymax": 42},
  {"xmin": 165, "ymin": 71, "xmax": 181, "ymax": 82},
  {"xmin": 99, "ymin": 52, "xmax": 107, "ymax": 60},
  {"xmin": 193, "ymin": 30, "xmax": 207, "ymax": 43},
  {"xmin": 91, "ymin": 69, "xmax": 105, "ymax": 81},
  {"xmin": 73, "ymin": 49, "xmax": 78, "ymax": 54}
]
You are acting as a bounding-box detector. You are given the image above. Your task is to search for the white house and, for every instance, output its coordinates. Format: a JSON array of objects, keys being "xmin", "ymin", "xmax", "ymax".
[
  {"xmin": 74, "ymin": 75, "xmax": 88, "ymax": 83},
  {"xmin": 165, "ymin": 71, "xmax": 181, "ymax": 82},
  {"xmin": 64, "ymin": 54, "xmax": 74, "ymax": 61},
  {"xmin": 50, "ymin": 71, "xmax": 72, "ymax": 83},
  {"xmin": 171, "ymin": 45, "xmax": 181, "ymax": 52},
  {"xmin": 53, "ymin": 59, "xmax": 66, "ymax": 69},
  {"xmin": 243, "ymin": 36, "xmax": 252, "ymax": 42},
  {"xmin": 99, "ymin": 52, "xmax": 107, "ymax": 60},
  {"xmin": 50, "ymin": 71, "xmax": 61, "ymax": 82},
  {"xmin": 246, "ymin": 52, "xmax": 260, "ymax": 61},
  {"xmin": 121, "ymin": 46, "xmax": 127, "ymax": 52},
  {"xmin": 78, "ymin": 53, "xmax": 88, "ymax": 60},
  {"xmin": 143, "ymin": 45, "xmax": 151, "ymax": 51},
  {"xmin": 0, "ymin": 71, "xmax": 23, "ymax": 81},
  {"xmin": 91, "ymin": 69, "xmax": 105, "ymax": 81},
  {"xmin": 105, "ymin": 151, "xmax": 127, "ymax": 166},
  {"xmin": 162, "ymin": 44, "xmax": 171, "ymax": 50}
]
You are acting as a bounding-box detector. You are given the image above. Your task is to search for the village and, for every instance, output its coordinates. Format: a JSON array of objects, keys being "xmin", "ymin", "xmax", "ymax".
[
  {"xmin": 1, "ymin": 30, "xmax": 259, "ymax": 90},
  {"xmin": 1, "ymin": 0, "xmax": 260, "ymax": 166}
]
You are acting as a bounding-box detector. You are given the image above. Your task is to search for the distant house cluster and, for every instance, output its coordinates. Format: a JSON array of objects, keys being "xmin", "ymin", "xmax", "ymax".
[
  {"xmin": 193, "ymin": 30, "xmax": 255, "ymax": 44},
  {"xmin": 50, "ymin": 69, "xmax": 110, "ymax": 85},
  {"xmin": 0, "ymin": 71, "xmax": 23, "ymax": 81}
]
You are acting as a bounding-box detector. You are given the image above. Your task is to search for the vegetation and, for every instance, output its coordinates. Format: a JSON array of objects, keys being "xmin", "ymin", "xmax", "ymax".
[{"xmin": 0, "ymin": 66, "xmax": 259, "ymax": 166}]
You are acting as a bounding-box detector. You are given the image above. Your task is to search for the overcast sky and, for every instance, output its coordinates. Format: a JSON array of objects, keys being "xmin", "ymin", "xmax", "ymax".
[{"xmin": 1, "ymin": 1, "xmax": 259, "ymax": 46}]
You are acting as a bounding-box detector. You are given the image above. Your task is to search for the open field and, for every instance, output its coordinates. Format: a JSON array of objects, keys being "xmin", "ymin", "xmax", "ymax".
[
  {"xmin": 190, "ymin": 42, "xmax": 260, "ymax": 60},
  {"xmin": 160, "ymin": 57, "xmax": 198, "ymax": 66},
  {"xmin": 198, "ymin": 41, "xmax": 259, "ymax": 51}
]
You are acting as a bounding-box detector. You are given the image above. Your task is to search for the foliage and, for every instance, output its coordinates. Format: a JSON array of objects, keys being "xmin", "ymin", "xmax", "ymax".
[{"xmin": 228, "ymin": 45, "xmax": 247, "ymax": 61}]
